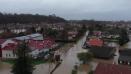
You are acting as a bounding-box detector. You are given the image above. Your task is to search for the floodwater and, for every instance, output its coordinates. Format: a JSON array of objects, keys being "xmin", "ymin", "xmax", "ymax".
[
  {"xmin": 53, "ymin": 32, "xmax": 89, "ymax": 74},
  {"xmin": 0, "ymin": 62, "xmax": 12, "ymax": 74}
]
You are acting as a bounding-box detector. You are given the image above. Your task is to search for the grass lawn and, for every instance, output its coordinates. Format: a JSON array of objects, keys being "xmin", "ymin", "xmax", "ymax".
[{"xmin": 2, "ymin": 60, "xmax": 46, "ymax": 65}]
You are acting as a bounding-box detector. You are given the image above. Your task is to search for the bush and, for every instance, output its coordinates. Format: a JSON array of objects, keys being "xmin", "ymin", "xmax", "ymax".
[{"xmin": 77, "ymin": 52, "xmax": 93, "ymax": 64}]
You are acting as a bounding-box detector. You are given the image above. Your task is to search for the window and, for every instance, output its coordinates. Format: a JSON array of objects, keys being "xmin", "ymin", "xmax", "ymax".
[
  {"xmin": 119, "ymin": 61, "xmax": 122, "ymax": 64},
  {"xmin": 6, "ymin": 54, "xmax": 8, "ymax": 57},
  {"xmin": 128, "ymin": 62, "xmax": 130, "ymax": 65},
  {"xmin": 13, "ymin": 54, "xmax": 15, "ymax": 57},
  {"xmin": 9, "ymin": 54, "xmax": 10, "ymax": 57}
]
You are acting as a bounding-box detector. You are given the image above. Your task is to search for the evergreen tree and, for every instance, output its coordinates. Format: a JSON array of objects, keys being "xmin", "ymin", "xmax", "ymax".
[
  {"xmin": 12, "ymin": 42, "xmax": 34, "ymax": 74},
  {"xmin": 119, "ymin": 28, "xmax": 129, "ymax": 46}
]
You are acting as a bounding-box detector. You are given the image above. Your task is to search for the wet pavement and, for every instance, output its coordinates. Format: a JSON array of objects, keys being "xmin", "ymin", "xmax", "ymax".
[
  {"xmin": 53, "ymin": 31, "xmax": 89, "ymax": 74},
  {"xmin": 0, "ymin": 62, "xmax": 12, "ymax": 74}
]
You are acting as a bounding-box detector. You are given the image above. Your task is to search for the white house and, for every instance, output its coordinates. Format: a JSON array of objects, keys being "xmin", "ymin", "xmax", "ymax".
[
  {"xmin": 1, "ymin": 42, "xmax": 17, "ymax": 59},
  {"xmin": 0, "ymin": 37, "xmax": 55, "ymax": 59}
]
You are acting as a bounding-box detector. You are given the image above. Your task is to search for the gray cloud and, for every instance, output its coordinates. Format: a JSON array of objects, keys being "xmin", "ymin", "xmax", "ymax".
[{"xmin": 0, "ymin": 0, "xmax": 131, "ymax": 20}]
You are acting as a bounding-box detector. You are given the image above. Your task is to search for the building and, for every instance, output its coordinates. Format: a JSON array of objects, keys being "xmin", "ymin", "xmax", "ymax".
[
  {"xmin": 2, "ymin": 43, "xmax": 17, "ymax": 59},
  {"xmin": 94, "ymin": 63, "xmax": 131, "ymax": 74},
  {"xmin": 86, "ymin": 38, "xmax": 104, "ymax": 47},
  {"xmin": 0, "ymin": 39, "xmax": 6, "ymax": 58},
  {"xmin": 89, "ymin": 46, "xmax": 115, "ymax": 59},
  {"xmin": 118, "ymin": 49, "xmax": 131, "ymax": 66},
  {"xmin": 0, "ymin": 37, "xmax": 55, "ymax": 59},
  {"xmin": 93, "ymin": 31, "xmax": 102, "ymax": 36}
]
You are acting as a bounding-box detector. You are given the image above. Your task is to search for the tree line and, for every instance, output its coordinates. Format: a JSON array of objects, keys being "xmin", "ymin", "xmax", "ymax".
[{"xmin": 0, "ymin": 13, "xmax": 66, "ymax": 24}]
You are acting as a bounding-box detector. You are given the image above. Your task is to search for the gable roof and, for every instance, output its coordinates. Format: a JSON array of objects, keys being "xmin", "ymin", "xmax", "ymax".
[
  {"xmin": 1, "ymin": 39, "xmax": 17, "ymax": 48},
  {"xmin": 119, "ymin": 49, "xmax": 131, "ymax": 62},
  {"xmin": 28, "ymin": 38, "xmax": 55, "ymax": 50},
  {"xmin": 0, "ymin": 39, "xmax": 6, "ymax": 45},
  {"xmin": 95, "ymin": 63, "xmax": 131, "ymax": 74},
  {"xmin": 1, "ymin": 37, "xmax": 55, "ymax": 51},
  {"xmin": 2, "ymin": 43, "xmax": 17, "ymax": 50},
  {"xmin": 119, "ymin": 49, "xmax": 131, "ymax": 56},
  {"xmin": 87, "ymin": 38, "xmax": 103, "ymax": 47},
  {"xmin": 90, "ymin": 46, "xmax": 115, "ymax": 59}
]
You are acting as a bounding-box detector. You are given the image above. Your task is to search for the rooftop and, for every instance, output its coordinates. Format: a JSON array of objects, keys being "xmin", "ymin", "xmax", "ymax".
[
  {"xmin": 90, "ymin": 46, "xmax": 115, "ymax": 59},
  {"xmin": 119, "ymin": 49, "xmax": 131, "ymax": 62},
  {"xmin": 95, "ymin": 63, "xmax": 131, "ymax": 74},
  {"xmin": 87, "ymin": 38, "xmax": 103, "ymax": 47}
]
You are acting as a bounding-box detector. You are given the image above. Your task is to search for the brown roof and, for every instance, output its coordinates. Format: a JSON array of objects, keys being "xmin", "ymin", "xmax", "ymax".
[{"xmin": 95, "ymin": 63, "xmax": 131, "ymax": 74}]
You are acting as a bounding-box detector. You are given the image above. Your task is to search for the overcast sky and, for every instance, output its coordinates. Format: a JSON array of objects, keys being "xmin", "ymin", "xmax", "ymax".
[{"xmin": 0, "ymin": 0, "xmax": 131, "ymax": 20}]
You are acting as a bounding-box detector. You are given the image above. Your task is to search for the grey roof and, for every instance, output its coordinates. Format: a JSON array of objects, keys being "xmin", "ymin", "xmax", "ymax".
[
  {"xmin": 89, "ymin": 46, "xmax": 115, "ymax": 59},
  {"xmin": 14, "ymin": 33, "xmax": 43, "ymax": 40},
  {"xmin": 119, "ymin": 56, "xmax": 131, "ymax": 62},
  {"xmin": 119, "ymin": 49, "xmax": 131, "ymax": 62},
  {"xmin": 119, "ymin": 49, "xmax": 131, "ymax": 56},
  {"xmin": 15, "ymin": 36, "xmax": 30, "ymax": 40}
]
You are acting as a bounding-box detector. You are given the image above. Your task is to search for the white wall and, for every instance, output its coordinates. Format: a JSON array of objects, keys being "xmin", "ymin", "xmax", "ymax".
[{"xmin": 2, "ymin": 50, "xmax": 17, "ymax": 59}]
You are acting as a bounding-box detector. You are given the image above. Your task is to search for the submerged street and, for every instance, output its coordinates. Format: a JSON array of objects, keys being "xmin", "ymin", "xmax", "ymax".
[{"xmin": 53, "ymin": 31, "xmax": 89, "ymax": 74}]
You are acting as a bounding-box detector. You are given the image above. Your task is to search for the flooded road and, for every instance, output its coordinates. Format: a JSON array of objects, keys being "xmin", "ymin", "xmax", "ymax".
[
  {"xmin": 0, "ymin": 62, "xmax": 12, "ymax": 74},
  {"xmin": 53, "ymin": 31, "xmax": 89, "ymax": 74}
]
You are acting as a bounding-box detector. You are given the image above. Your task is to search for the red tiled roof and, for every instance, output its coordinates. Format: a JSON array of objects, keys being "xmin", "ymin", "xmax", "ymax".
[
  {"xmin": 28, "ymin": 38, "xmax": 55, "ymax": 49},
  {"xmin": 95, "ymin": 63, "xmax": 131, "ymax": 74},
  {"xmin": 87, "ymin": 38, "xmax": 103, "ymax": 46},
  {"xmin": 1, "ymin": 38, "xmax": 55, "ymax": 50},
  {"xmin": 2, "ymin": 43, "xmax": 17, "ymax": 50},
  {"xmin": 0, "ymin": 39, "xmax": 6, "ymax": 45}
]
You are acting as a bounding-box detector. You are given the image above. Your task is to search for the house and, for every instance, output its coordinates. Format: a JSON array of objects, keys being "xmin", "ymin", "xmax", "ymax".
[
  {"xmin": 93, "ymin": 31, "xmax": 102, "ymax": 36},
  {"xmin": 118, "ymin": 49, "xmax": 131, "ymax": 66},
  {"xmin": 0, "ymin": 39, "xmax": 6, "ymax": 58},
  {"xmin": 0, "ymin": 38, "xmax": 55, "ymax": 59},
  {"xmin": 102, "ymin": 31, "xmax": 120, "ymax": 40},
  {"xmin": 89, "ymin": 46, "xmax": 115, "ymax": 59},
  {"xmin": 94, "ymin": 63, "xmax": 131, "ymax": 74},
  {"xmin": 11, "ymin": 29, "xmax": 26, "ymax": 34},
  {"xmin": 2, "ymin": 43, "xmax": 17, "ymax": 59},
  {"xmin": 68, "ymin": 31, "xmax": 78, "ymax": 40},
  {"xmin": 86, "ymin": 38, "xmax": 104, "ymax": 47},
  {"xmin": 0, "ymin": 39, "xmax": 17, "ymax": 58},
  {"xmin": 28, "ymin": 38, "xmax": 55, "ymax": 59},
  {"xmin": 0, "ymin": 39, "xmax": 18, "ymax": 59}
]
